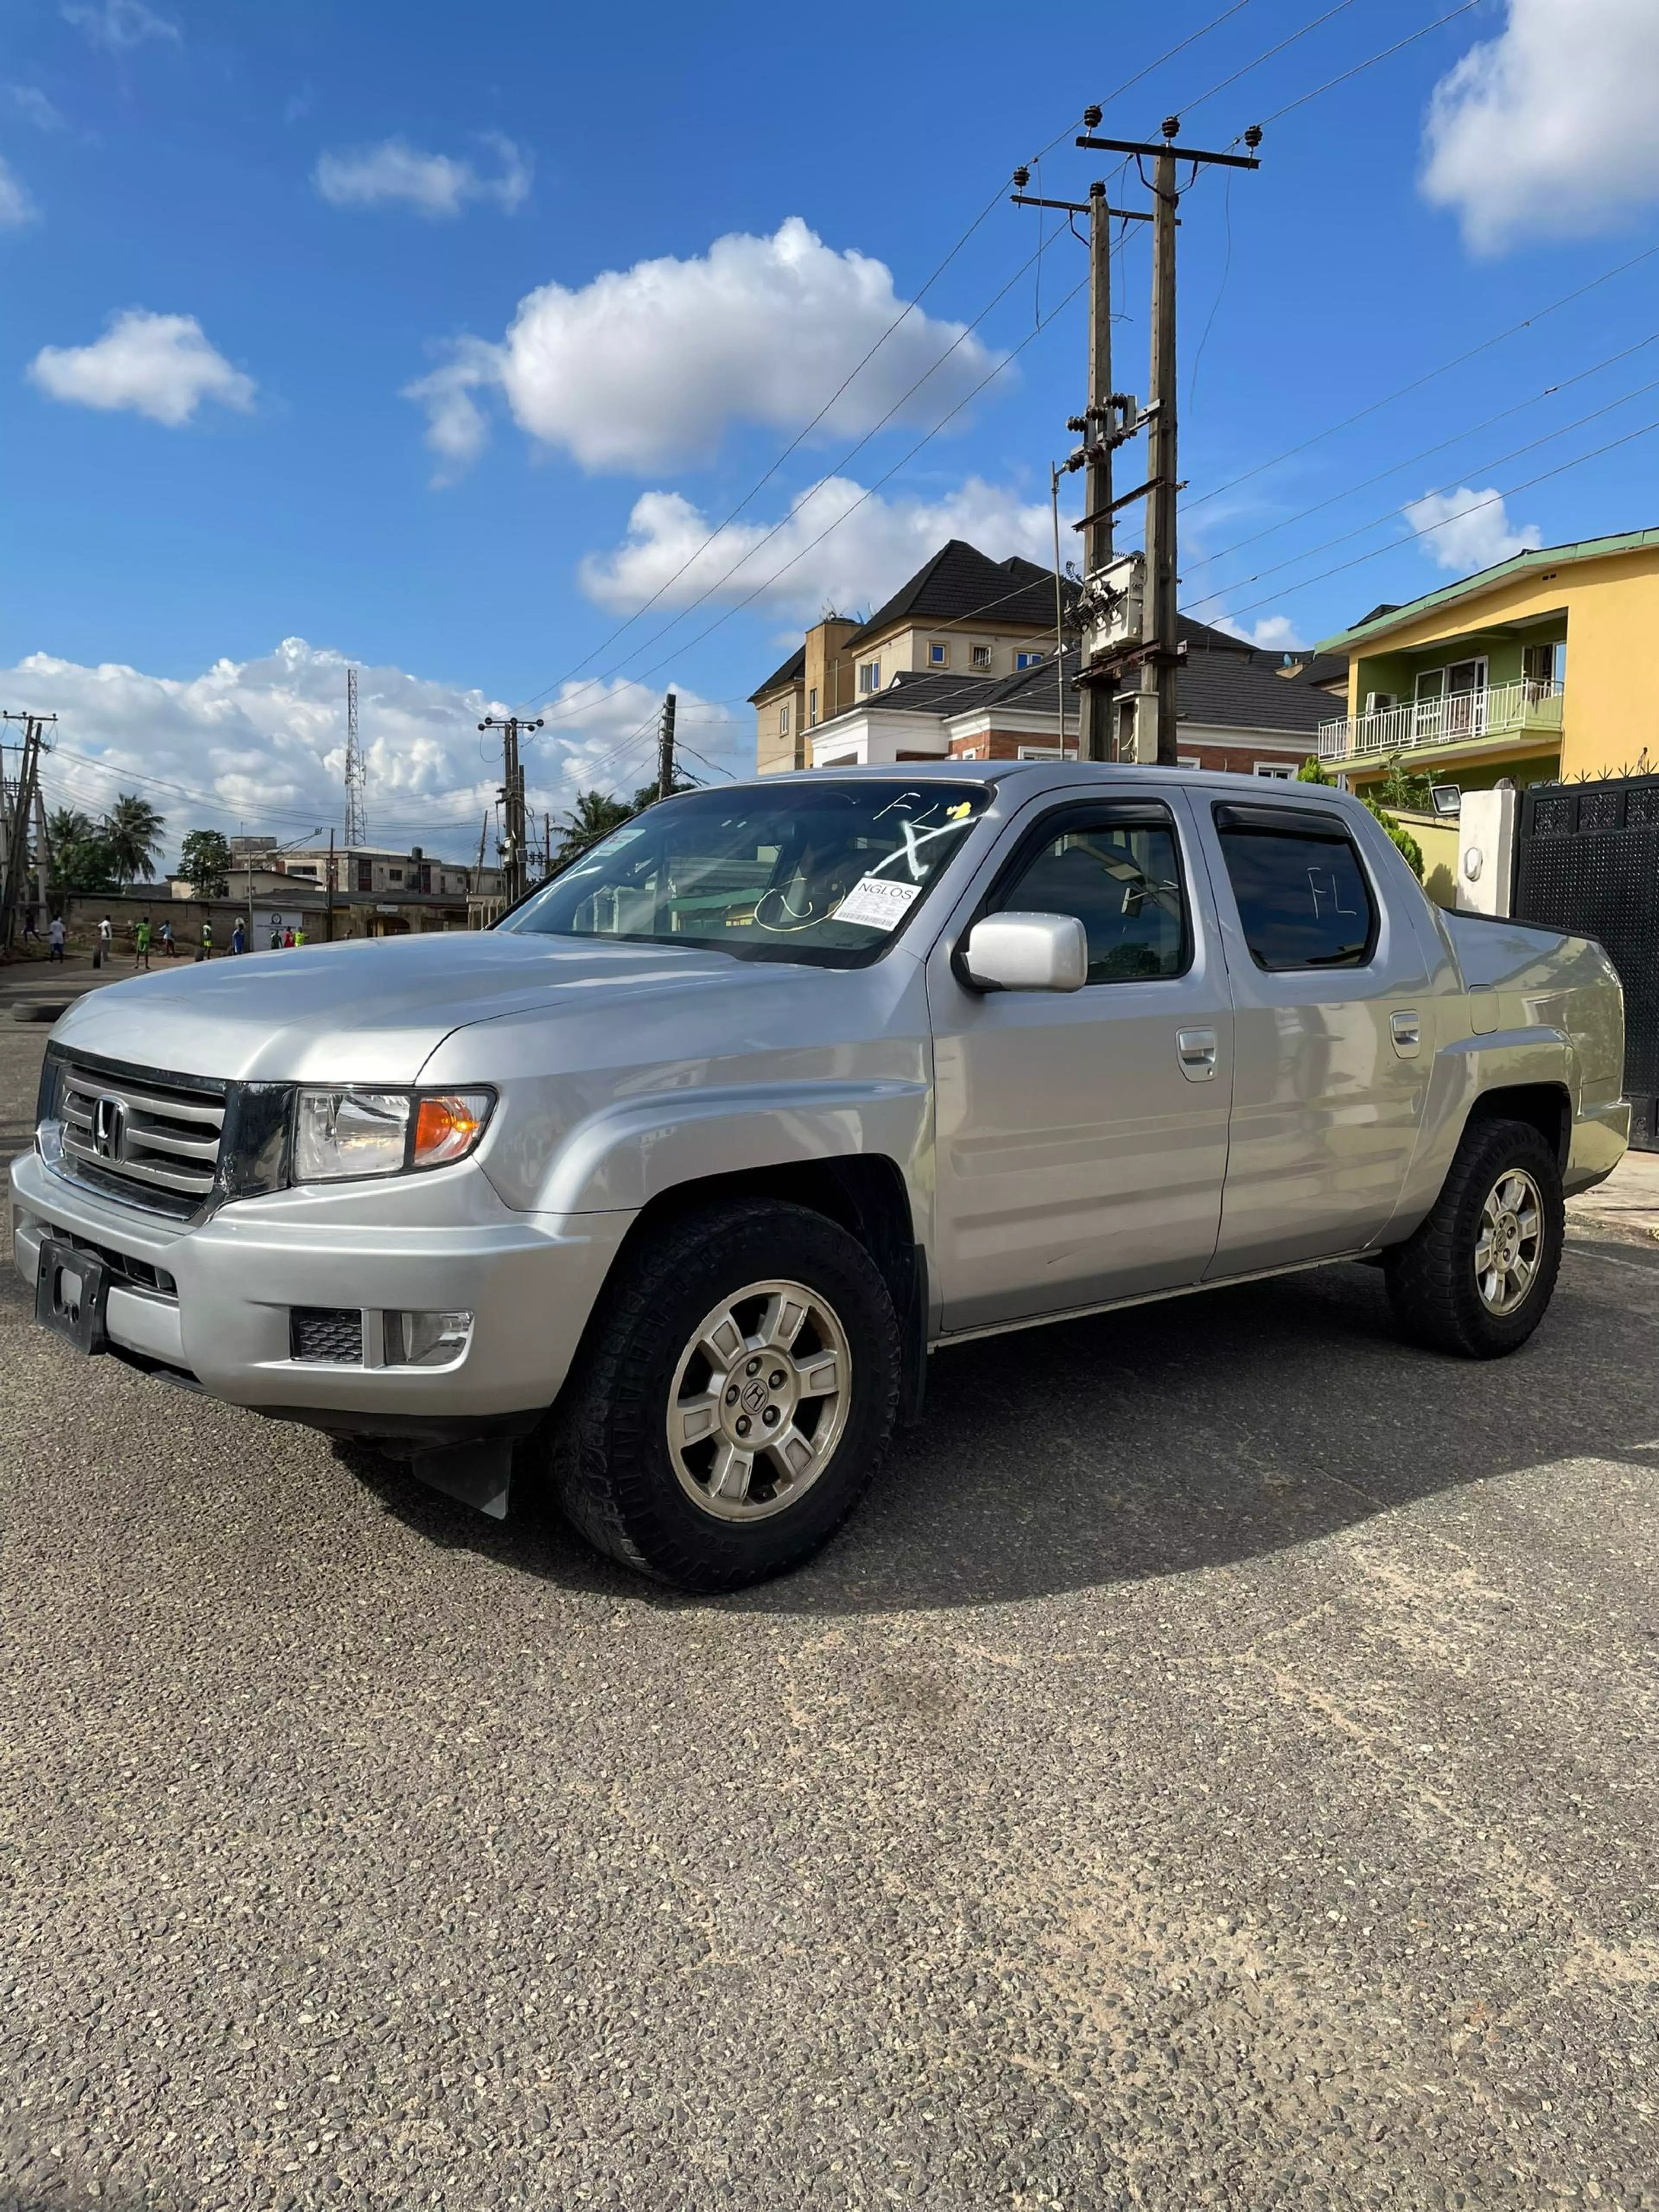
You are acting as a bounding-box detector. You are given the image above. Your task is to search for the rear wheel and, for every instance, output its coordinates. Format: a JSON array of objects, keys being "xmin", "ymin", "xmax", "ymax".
[
  {"xmin": 547, "ymin": 1198, "xmax": 901, "ymax": 1590},
  {"xmin": 1385, "ymin": 1117, "xmax": 1564, "ymax": 1358}
]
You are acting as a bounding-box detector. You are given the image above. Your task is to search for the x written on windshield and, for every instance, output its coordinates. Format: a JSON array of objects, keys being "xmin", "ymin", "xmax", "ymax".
[{"xmin": 866, "ymin": 790, "xmax": 982, "ymax": 883}]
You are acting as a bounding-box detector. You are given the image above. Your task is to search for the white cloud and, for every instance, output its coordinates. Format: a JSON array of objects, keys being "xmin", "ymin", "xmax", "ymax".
[
  {"xmin": 1403, "ymin": 485, "xmax": 1542, "ymax": 574},
  {"xmin": 581, "ymin": 475, "xmax": 1055, "ymax": 620},
  {"xmin": 0, "ymin": 154, "xmax": 38, "ymax": 229},
  {"xmin": 61, "ymin": 0, "xmax": 179, "ymax": 51},
  {"xmin": 407, "ymin": 216, "xmax": 1001, "ymax": 477},
  {"xmin": 313, "ymin": 132, "xmax": 531, "ymax": 218},
  {"xmin": 29, "ymin": 309, "xmax": 255, "ymax": 426},
  {"xmin": 1422, "ymin": 0, "xmax": 1659, "ymax": 251},
  {"xmin": 1215, "ymin": 614, "xmax": 1307, "ymax": 652},
  {"xmin": 5, "ymin": 639, "xmax": 742, "ymax": 864},
  {"xmin": 8, "ymin": 85, "xmax": 67, "ymax": 131}
]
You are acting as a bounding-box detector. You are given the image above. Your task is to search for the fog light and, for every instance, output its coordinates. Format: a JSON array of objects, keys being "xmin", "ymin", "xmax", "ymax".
[{"xmin": 385, "ymin": 1309, "xmax": 474, "ymax": 1367}]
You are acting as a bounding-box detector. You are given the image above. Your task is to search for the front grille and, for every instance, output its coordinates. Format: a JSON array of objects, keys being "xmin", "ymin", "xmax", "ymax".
[
  {"xmin": 290, "ymin": 1307, "xmax": 363, "ymax": 1364},
  {"xmin": 59, "ymin": 1060, "xmax": 226, "ymax": 1214}
]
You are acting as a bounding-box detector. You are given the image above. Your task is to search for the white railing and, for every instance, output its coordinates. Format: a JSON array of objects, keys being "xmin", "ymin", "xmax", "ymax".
[{"xmin": 1318, "ymin": 678, "xmax": 1564, "ymax": 763}]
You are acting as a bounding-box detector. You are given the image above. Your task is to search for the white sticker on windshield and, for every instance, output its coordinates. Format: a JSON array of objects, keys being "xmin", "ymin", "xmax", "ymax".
[{"xmin": 833, "ymin": 874, "xmax": 925, "ymax": 932}]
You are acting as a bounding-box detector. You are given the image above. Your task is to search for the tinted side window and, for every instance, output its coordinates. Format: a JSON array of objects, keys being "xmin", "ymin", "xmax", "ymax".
[
  {"xmin": 990, "ymin": 812, "xmax": 1188, "ymax": 982},
  {"xmin": 1216, "ymin": 822, "xmax": 1376, "ymax": 970}
]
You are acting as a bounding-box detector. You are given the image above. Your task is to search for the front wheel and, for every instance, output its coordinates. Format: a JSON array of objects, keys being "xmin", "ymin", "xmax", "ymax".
[
  {"xmin": 1385, "ymin": 1117, "xmax": 1564, "ymax": 1358},
  {"xmin": 547, "ymin": 1198, "xmax": 901, "ymax": 1590}
]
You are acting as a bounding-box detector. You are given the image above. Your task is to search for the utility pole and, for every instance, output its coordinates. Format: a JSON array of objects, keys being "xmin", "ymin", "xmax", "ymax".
[
  {"xmin": 326, "ymin": 826, "xmax": 336, "ymax": 942},
  {"xmin": 0, "ymin": 712, "xmax": 56, "ymax": 954},
  {"xmin": 656, "ymin": 689, "xmax": 677, "ymax": 802},
  {"xmin": 1013, "ymin": 152, "xmax": 1153, "ymax": 761},
  {"xmin": 1074, "ymin": 114, "xmax": 1262, "ymax": 763},
  {"xmin": 478, "ymin": 714, "xmax": 542, "ymax": 906}
]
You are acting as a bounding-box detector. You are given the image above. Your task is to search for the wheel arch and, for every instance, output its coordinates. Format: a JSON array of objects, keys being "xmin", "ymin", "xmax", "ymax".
[
  {"xmin": 1463, "ymin": 1080, "xmax": 1573, "ymax": 1170},
  {"xmin": 569, "ymin": 1153, "xmax": 928, "ymax": 1428}
]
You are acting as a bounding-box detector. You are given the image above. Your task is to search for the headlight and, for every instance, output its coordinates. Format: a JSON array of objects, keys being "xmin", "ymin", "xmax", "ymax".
[{"xmin": 294, "ymin": 1088, "xmax": 494, "ymax": 1182}]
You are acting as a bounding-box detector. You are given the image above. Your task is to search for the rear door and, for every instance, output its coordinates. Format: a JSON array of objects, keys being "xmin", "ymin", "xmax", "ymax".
[
  {"xmin": 1195, "ymin": 797, "xmax": 1430, "ymax": 1274},
  {"xmin": 925, "ymin": 786, "xmax": 1233, "ymax": 1332}
]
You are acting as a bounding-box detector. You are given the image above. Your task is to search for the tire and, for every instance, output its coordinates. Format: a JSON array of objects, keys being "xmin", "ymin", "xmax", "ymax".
[
  {"xmin": 546, "ymin": 1198, "xmax": 902, "ymax": 1591},
  {"xmin": 1385, "ymin": 1116, "xmax": 1564, "ymax": 1359}
]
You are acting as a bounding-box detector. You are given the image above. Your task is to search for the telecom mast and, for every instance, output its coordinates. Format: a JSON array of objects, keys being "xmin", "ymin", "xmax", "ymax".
[{"xmin": 343, "ymin": 666, "xmax": 368, "ymax": 847}]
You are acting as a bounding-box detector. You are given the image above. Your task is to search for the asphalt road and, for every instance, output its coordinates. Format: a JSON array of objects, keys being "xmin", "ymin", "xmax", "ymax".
[{"xmin": 2, "ymin": 1018, "xmax": 1656, "ymax": 2212}]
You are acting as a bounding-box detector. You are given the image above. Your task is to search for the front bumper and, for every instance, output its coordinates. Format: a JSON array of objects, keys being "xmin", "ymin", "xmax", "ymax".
[{"xmin": 9, "ymin": 1147, "xmax": 631, "ymax": 1430}]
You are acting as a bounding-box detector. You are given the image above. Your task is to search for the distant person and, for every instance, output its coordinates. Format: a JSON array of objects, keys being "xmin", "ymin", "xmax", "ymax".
[
  {"xmin": 293, "ymin": 923, "xmax": 307, "ymax": 949},
  {"xmin": 48, "ymin": 915, "xmax": 66, "ymax": 962},
  {"xmin": 231, "ymin": 916, "xmax": 246, "ymax": 955},
  {"xmin": 21, "ymin": 909, "xmax": 40, "ymax": 945},
  {"xmin": 159, "ymin": 917, "xmax": 176, "ymax": 957},
  {"xmin": 96, "ymin": 915, "xmax": 112, "ymax": 967},
  {"xmin": 134, "ymin": 916, "xmax": 152, "ymax": 970},
  {"xmin": 283, "ymin": 925, "xmax": 294, "ymax": 949},
  {"xmin": 200, "ymin": 919, "xmax": 213, "ymax": 960},
  {"xmin": 269, "ymin": 920, "xmax": 282, "ymax": 950}
]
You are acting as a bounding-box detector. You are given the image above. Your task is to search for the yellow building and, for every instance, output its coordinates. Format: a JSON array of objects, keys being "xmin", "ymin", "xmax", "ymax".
[{"xmin": 1315, "ymin": 528, "xmax": 1659, "ymax": 799}]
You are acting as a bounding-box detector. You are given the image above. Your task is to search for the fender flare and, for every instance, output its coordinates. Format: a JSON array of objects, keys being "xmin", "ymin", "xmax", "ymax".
[{"xmin": 535, "ymin": 1077, "xmax": 932, "ymax": 1217}]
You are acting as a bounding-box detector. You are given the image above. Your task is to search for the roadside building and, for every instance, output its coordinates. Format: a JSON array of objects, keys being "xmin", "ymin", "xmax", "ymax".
[
  {"xmin": 753, "ymin": 540, "xmax": 1337, "ymax": 777},
  {"xmin": 793, "ymin": 624, "xmax": 1334, "ymax": 775},
  {"xmin": 751, "ymin": 541, "xmax": 1071, "ymax": 774},
  {"xmin": 1313, "ymin": 528, "xmax": 1659, "ymax": 801}
]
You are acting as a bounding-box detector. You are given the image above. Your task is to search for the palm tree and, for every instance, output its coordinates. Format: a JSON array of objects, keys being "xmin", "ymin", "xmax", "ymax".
[
  {"xmin": 551, "ymin": 789, "xmax": 634, "ymax": 869},
  {"xmin": 102, "ymin": 794, "xmax": 166, "ymax": 890},
  {"xmin": 47, "ymin": 807, "xmax": 118, "ymax": 894}
]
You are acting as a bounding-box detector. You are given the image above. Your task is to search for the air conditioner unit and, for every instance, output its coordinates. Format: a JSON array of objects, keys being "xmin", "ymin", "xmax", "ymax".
[
  {"xmin": 1081, "ymin": 553, "xmax": 1146, "ymax": 658},
  {"xmin": 1364, "ymin": 691, "xmax": 1397, "ymax": 716}
]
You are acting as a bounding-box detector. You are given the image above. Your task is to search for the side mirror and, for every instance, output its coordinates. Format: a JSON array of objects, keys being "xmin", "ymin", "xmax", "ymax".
[{"xmin": 963, "ymin": 911, "xmax": 1087, "ymax": 992}]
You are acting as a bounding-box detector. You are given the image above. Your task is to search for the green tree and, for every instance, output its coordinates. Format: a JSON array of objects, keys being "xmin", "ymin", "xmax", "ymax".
[
  {"xmin": 102, "ymin": 793, "xmax": 166, "ymax": 889},
  {"xmin": 550, "ymin": 788, "xmax": 635, "ymax": 869},
  {"xmin": 178, "ymin": 828, "xmax": 234, "ymax": 898},
  {"xmin": 46, "ymin": 807, "xmax": 118, "ymax": 894},
  {"xmin": 630, "ymin": 773, "xmax": 696, "ymax": 813},
  {"xmin": 1297, "ymin": 756, "xmax": 1423, "ymax": 879}
]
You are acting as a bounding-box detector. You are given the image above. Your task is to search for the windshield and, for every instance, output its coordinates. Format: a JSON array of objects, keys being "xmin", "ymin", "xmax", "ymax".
[{"xmin": 502, "ymin": 782, "xmax": 993, "ymax": 966}]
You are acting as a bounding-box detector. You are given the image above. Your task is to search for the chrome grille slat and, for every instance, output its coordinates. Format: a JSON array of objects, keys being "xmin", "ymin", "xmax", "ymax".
[{"xmin": 55, "ymin": 1058, "xmax": 227, "ymax": 1212}]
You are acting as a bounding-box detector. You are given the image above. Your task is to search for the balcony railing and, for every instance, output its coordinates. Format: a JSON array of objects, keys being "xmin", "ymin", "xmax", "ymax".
[{"xmin": 1318, "ymin": 677, "xmax": 1564, "ymax": 763}]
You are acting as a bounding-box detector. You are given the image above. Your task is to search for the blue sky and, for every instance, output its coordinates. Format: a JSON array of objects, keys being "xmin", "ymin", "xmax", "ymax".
[{"xmin": 3, "ymin": 0, "xmax": 1658, "ymax": 856}]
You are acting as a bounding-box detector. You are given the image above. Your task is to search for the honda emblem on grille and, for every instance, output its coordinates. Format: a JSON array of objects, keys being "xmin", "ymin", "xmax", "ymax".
[{"xmin": 91, "ymin": 1094, "xmax": 127, "ymax": 1162}]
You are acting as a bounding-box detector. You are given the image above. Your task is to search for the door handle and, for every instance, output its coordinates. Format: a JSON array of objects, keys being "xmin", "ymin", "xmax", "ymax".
[
  {"xmin": 1390, "ymin": 1009, "xmax": 1422, "ymax": 1058},
  {"xmin": 1177, "ymin": 1026, "xmax": 1218, "ymax": 1081}
]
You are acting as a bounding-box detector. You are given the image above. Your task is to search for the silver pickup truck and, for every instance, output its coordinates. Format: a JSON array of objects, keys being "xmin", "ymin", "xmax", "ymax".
[{"xmin": 10, "ymin": 765, "xmax": 1628, "ymax": 1588}]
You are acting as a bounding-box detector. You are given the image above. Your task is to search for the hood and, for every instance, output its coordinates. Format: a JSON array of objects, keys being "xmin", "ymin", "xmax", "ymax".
[{"xmin": 48, "ymin": 931, "xmax": 763, "ymax": 1084}]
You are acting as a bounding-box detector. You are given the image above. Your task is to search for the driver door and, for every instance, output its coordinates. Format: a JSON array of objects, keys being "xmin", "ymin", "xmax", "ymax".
[{"xmin": 925, "ymin": 788, "xmax": 1233, "ymax": 1333}]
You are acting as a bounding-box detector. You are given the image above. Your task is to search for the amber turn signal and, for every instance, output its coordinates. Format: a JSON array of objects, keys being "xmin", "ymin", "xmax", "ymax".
[{"xmin": 411, "ymin": 1090, "xmax": 493, "ymax": 1169}]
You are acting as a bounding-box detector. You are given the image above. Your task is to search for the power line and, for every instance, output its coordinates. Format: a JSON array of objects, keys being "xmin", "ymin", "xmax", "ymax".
[
  {"xmin": 1250, "ymin": 0, "xmax": 1483, "ymax": 128},
  {"xmin": 517, "ymin": 230, "xmax": 1060, "ymax": 723},
  {"xmin": 509, "ymin": 11, "xmax": 1263, "ymax": 726},
  {"xmin": 1179, "ymin": 0, "xmax": 1360, "ymax": 118},
  {"xmin": 1187, "ymin": 238, "xmax": 1659, "ymax": 515},
  {"xmin": 1217, "ymin": 413, "xmax": 1659, "ymax": 626},
  {"xmin": 531, "ymin": 273, "xmax": 1093, "ymax": 728},
  {"xmin": 1187, "ymin": 331, "xmax": 1659, "ymax": 576},
  {"xmin": 1187, "ymin": 366, "xmax": 1659, "ymax": 615}
]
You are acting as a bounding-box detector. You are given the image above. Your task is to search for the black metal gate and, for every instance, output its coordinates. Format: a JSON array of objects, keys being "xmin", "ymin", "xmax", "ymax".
[{"xmin": 1515, "ymin": 774, "xmax": 1659, "ymax": 1150}]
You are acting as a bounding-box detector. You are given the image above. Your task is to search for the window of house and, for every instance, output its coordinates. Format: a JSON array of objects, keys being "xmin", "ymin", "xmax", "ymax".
[
  {"xmin": 1522, "ymin": 640, "xmax": 1566, "ymax": 694},
  {"xmin": 388, "ymin": 868, "xmax": 404, "ymax": 884},
  {"xmin": 1175, "ymin": 755, "xmax": 1201, "ymax": 770},
  {"xmin": 779, "ymin": 704, "xmax": 790, "ymax": 736},
  {"xmin": 1015, "ymin": 650, "xmax": 1046, "ymax": 671},
  {"xmin": 356, "ymin": 858, "xmax": 373, "ymax": 892},
  {"xmin": 808, "ymin": 686, "xmax": 818, "ymax": 727},
  {"xmin": 858, "ymin": 660, "xmax": 881, "ymax": 695},
  {"xmin": 970, "ymin": 644, "xmax": 992, "ymax": 671},
  {"xmin": 929, "ymin": 642, "xmax": 949, "ymax": 667},
  {"xmin": 1213, "ymin": 804, "xmax": 1377, "ymax": 972},
  {"xmin": 986, "ymin": 804, "xmax": 1189, "ymax": 983},
  {"xmin": 1252, "ymin": 763, "xmax": 1295, "ymax": 778}
]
